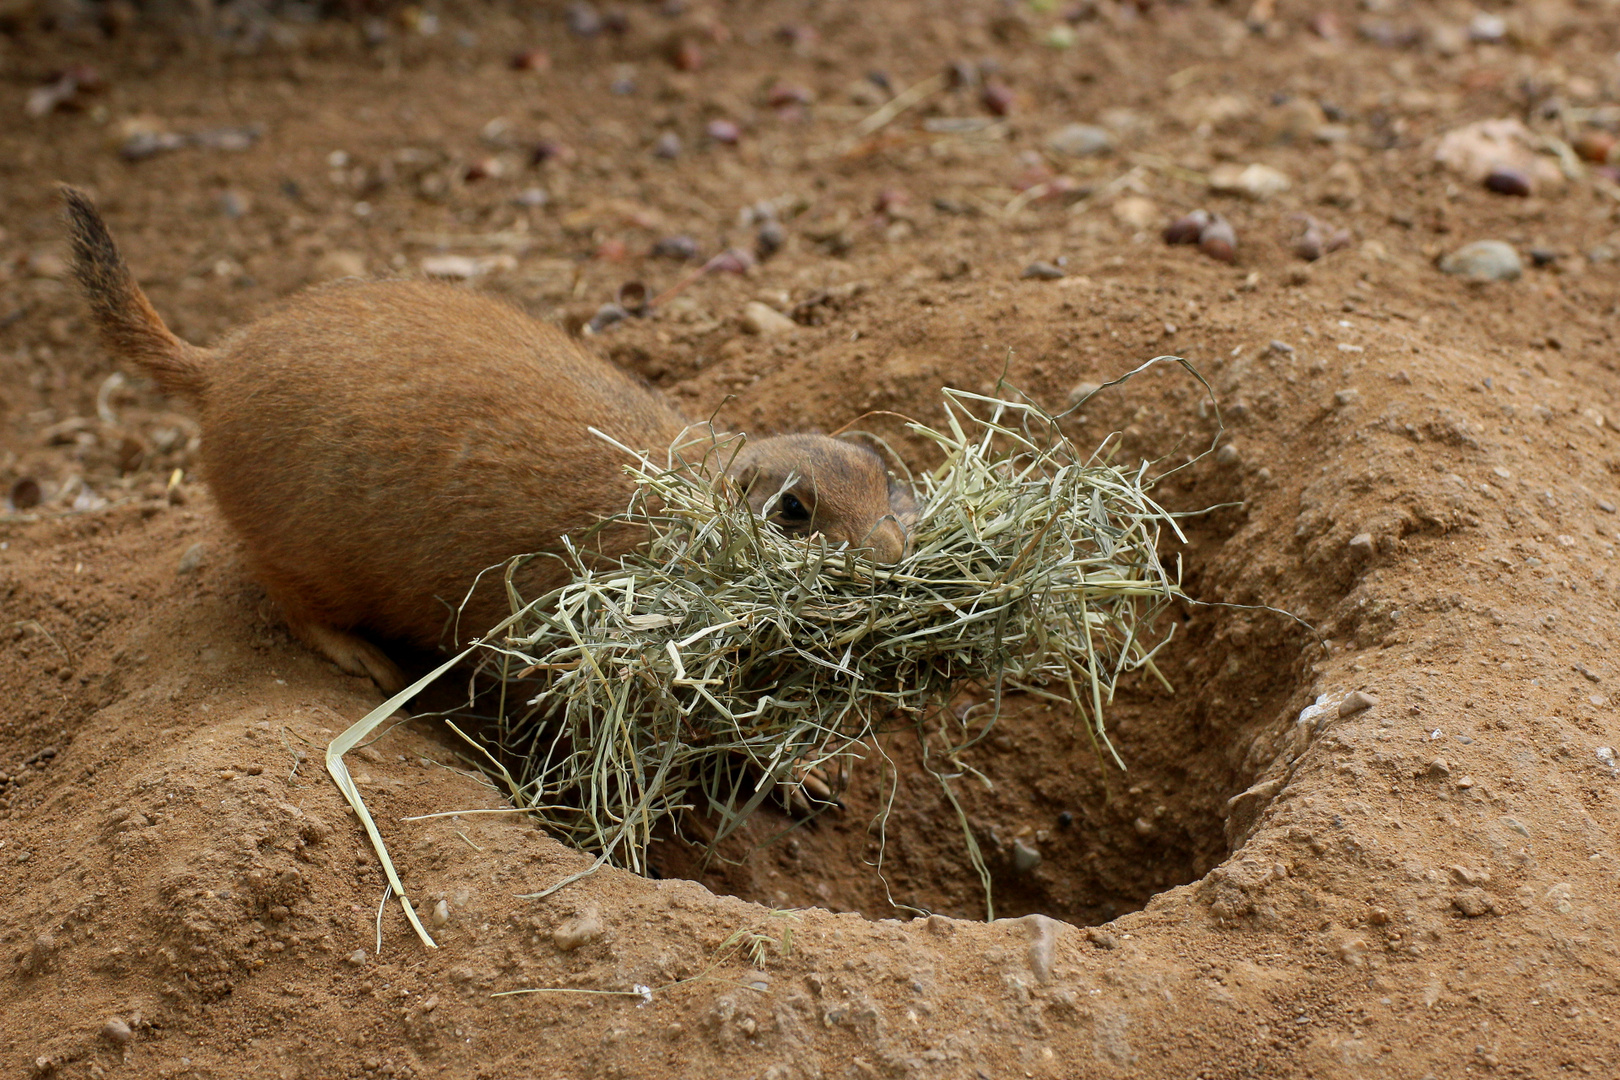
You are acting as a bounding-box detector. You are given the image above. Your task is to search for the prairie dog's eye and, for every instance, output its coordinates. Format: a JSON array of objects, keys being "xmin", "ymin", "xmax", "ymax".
[{"xmin": 777, "ymin": 492, "xmax": 811, "ymax": 522}]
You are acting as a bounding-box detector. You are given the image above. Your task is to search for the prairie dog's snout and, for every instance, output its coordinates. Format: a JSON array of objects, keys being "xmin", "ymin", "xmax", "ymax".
[{"xmin": 730, "ymin": 434, "xmax": 916, "ymax": 563}]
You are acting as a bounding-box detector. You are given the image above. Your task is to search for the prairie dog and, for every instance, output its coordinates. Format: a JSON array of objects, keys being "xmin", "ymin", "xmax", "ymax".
[{"xmin": 62, "ymin": 186, "xmax": 915, "ymax": 694}]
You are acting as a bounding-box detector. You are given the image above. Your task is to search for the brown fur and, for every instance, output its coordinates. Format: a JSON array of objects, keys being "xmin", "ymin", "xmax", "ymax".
[{"xmin": 61, "ymin": 186, "xmax": 915, "ymax": 693}]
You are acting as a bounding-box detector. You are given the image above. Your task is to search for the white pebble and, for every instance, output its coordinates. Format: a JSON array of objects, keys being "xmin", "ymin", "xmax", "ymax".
[
  {"xmin": 1208, "ymin": 162, "xmax": 1291, "ymax": 201},
  {"xmin": 1046, "ymin": 123, "xmax": 1113, "ymax": 158},
  {"xmin": 1439, "ymin": 241, "xmax": 1521, "ymax": 282},
  {"xmin": 740, "ymin": 301, "xmax": 797, "ymax": 335}
]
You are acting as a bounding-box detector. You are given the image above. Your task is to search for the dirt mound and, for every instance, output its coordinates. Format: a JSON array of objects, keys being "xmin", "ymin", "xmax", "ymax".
[{"xmin": 4, "ymin": 1, "xmax": 1620, "ymax": 1076}]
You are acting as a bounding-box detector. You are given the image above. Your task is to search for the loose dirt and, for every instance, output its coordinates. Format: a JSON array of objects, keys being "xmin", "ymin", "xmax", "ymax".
[{"xmin": 3, "ymin": 1, "xmax": 1619, "ymax": 1076}]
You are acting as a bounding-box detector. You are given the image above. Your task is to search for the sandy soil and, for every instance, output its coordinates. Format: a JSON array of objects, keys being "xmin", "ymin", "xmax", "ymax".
[{"xmin": 3, "ymin": 0, "xmax": 1620, "ymax": 1076}]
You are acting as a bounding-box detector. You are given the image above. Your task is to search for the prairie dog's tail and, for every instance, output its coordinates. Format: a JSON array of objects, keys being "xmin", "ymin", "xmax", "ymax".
[{"xmin": 60, "ymin": 185, "xmax": 209, "ymax": 403}]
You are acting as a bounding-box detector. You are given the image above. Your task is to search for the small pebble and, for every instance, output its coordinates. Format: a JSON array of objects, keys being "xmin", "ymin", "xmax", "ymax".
[
  {"xmin": 981, "ymin": 81, "xmax": 1015, "ymax": 117},
  {"xmin": 668, "ymin": 37, "xmax": 703, "ymax": 72},
  {"xmin": 177, "ymin": 542, "xmax": 207, "ymax": 575},
  {"xmin": 1198, "ymin": 215, "xmax": 1237, "ymax": 263},
  {"xmin": 652, "ymin": 132, "xmax": 682, "ymax": 159},
  {"xmin": 430, "ymin": 899, "xmax": 450, "ymax": 927},
  {"xmin": 553, "ymin": 912, "xmax": 605, "ymax": 951},
  {"xmin": 346, "ymin": 949, "xmax": 368, "ymax": 966},
  {"xmin": 8, "ymin": 477, "xmax": 42, "ymax": 511},
  {"xmin": 566, "ymin": 2, "xmax": 602, "ymax": 36},
  {"xmin": 945, "ymin": 59, "xmax": 978, "ymax": 90},
  {"xmin": 1208, "ymin": 162, "xmax": 1291, "ymax": 201},
  {"xmin": 704, "ymin": 247, "xmax": 756, "ymax": 275},
  {"xmin": 1056, "ymin": 810, "xmax": 1073, "ymax": 828},
  {"xmin": 1011, "ymin": 840, "xmax": 1041, "ymax": 873},
  {"xmin": 1215, "ymin": 444, "xmax": 1241, "ymax": 466},
  {"xmin": 21, "ymin": 934, "xmax": 56, "ymax": 975},
  {"xmin": 1339, "ymin": 689, "xmax": 1379, "ymax": 716},
  {"xmin": 1483, "ymin": 168, "xmax": 1531, "ymax": 197},
  {"xmin": 1163, "ymin": 209, "xmax": 1210, "ymax": 245},
  {"xmin": 100, "ymin": 1019, "xmax": 133, "ymax": 1046},
  {"xmin": 1573, "ymin": 130, "xmax": 1616, "ymax": 165},
  {"xmin": 510, "ymin": 48, "xmax": 551, "ymax": 72},
  {"xmin": 1046, "ymin": 123, "xmax": 1112, "ymax": 158},
  {"xmin": 1017, "ymin": 913, "xmax": 1061, "ymax": 983},
  {"xmin": 1430, "ymin": 22, "xmax": 1467, "ymax": 55},
  {"xmin": 313, "ymin": 250, "xmax": 367, "ymax": 281},
  {"xmin": 741, "ymin": 301, "xmax": 796, "ymax": 335},
  {"xmin": 756, "ymin": 220, "xmax": 786, "ymax": 260},
  {"xmin": 1438, "ymin": 240, "xmax": 1521, "ymax": 282},
  {"xmin": 28, "ymin": 248, "xmax": 70, "ymax": 279},
  {"xmin": 873, "ymin": 187, "xmax": 907, "ymax": 215},
  {"xmin": 1112, "ymin": 195, "xmax": 1159, "ymax": 230},
  {"xmin": 1468, "ymin": 13, "xmax": 1506, "ymax": 42},
  {"xmin": 1528, "ymin": 247, "xmax": 1558, "ymax": 268},
  {"xmin": 1347, "ymin": 532, "xmax": 1375, "ymax": 555},
  {"xmin": 766, "ymin": 82, "xmax": 812, "ymax": 108},
  {"xmin": 1428, "ymin": 757, "xmax": 1451, "ymax": 777},
  {"xmin": 1452, "ymin": 888, "xmax": 1494, "ymax": 918},
  {"xmin": 1268, "ymin": 340, "xmax": 1295, "ymax": 355},
  {"xmin": 705, "ymin": 119, "xmax": 741, "ymax": 145},
  {"xmin": 218, "ymin": 190, "xmax": 250, "ymax": 219},
  {"xmin": 1294, "ymin": 225, "xmax": 1324, "ymax": 262},
  {"xmin": 586, "ymin": 302, "xmax": 629, "ymax": 334},
  {"xmin": 420, "ymin": 254, "xmax": 485, "ymax": 280},
  {"xmin": 651, "ymin": 235, "xmax": 699, "ymax": 260},
  {"xmin": 1021, "ymin": 260, "xmax": 1064, "ymax": 280},
  {"xmin": 530, "ymin": 139, "xmax": 574, "ymax": 166},
  {"xmin": 1067, "ymin": 381, "xmax": 1101, "ymax": 405}
]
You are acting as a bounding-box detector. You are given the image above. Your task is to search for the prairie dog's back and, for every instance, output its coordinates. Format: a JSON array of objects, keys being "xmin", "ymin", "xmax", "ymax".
[{"xmin": 199, "ymin": 279, "xmax": 689, "ymax": 647}]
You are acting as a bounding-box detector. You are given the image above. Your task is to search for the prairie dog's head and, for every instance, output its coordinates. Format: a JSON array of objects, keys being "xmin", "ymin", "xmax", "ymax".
[{"xmin": 729, "ymin": 434, "xmax": 916, "ymax": 563}]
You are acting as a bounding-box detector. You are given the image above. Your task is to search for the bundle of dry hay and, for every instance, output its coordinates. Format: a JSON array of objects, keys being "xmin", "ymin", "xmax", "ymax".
[
  {"xmin": 460, "ymin": 374, "xmax": 1197, "ymax": 903},
  {"xmin": 328, "ymin": 363, "xmax": 1210, "ymax": 942}
]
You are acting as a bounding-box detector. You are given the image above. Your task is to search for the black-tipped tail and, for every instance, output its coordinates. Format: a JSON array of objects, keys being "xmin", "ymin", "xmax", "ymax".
[{"xmin": 60, "ymin": 185, "xmax": 208, "ymax": 403}]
